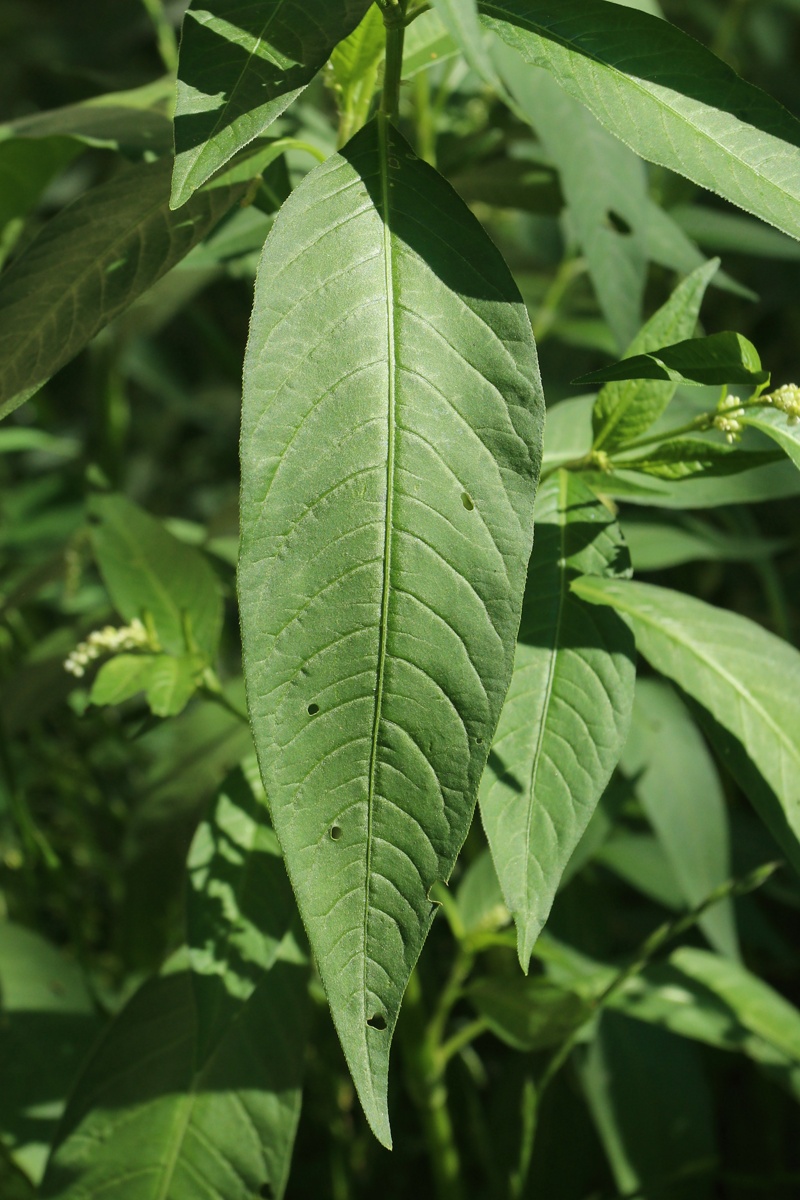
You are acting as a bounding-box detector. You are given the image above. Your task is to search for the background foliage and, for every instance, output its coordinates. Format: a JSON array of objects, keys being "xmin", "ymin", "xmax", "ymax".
[{"xmin": 2, "ymin": 0, "xmax": 800, "ymax": 1197}]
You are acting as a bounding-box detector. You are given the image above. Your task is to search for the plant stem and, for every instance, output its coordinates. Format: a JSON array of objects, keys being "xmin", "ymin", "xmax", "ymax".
[
  {"xmin": 379, "ymin": 1, "xmax": 408, "ymax": 119},
  {"xmin": 531, "ymin": 255, "xmax": 585, "ymax": 343},
  {"xmin": 399, "ymin": 968, "xmax": 465, "ymax": 1200},
  {"xmin": 139, "ymin": 0, "xmax": 179, "ymax": 73}
]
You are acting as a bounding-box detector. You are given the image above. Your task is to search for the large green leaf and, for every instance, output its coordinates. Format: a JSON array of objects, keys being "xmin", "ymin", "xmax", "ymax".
[
  {"xmin": 480, "ymin": 0, "xmax": 800, "ymax": 241},
  {"xmin": 239, "ymin": 113, "xmax": 543, "ymax": 1144},
  {"xmin": 40, "ymin": 959, "xmax": 309, "ymax": 1200},
  {"xmin": 497, "ymin": 54, "xmax": 648, "ymax": 350},
  {"xmin": 0, "ymin": 159, "xmax": 244, "ymax": 420},
  {"xmin": 41, "ymin": 770, "xmax": 309, "ymax": 1200},
  {"xmin": 89, "ymin": 494, "xmax": 223, "ymax": 660},
  {"xmin": 479, "ymin": 471, "xmax": 635, "ymax": 970},
  {"xmin": 571, "ymin": 577, "xmax": 800, "ymax": 874},
  {"xmin": 622, "ymin": 679, "xmax": 738, "ymax": 959},
  {"xmin": 591, "ymin": 260, "xmax": 719, "ymax": 450},
  {"xmin": 172, "ymin": 0, "xmax": 372, "ymax": 207}
]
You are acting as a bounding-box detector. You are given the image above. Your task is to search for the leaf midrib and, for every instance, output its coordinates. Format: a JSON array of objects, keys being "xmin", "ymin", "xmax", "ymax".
[
  {"xmin": 362, "ymin": 113, "xmax": 398, "ymax": 1026},
  {"xmin": 523, "ymin": 471, "xmax": 568, "ymax": 945},
  {"xmin": 480, "ymin": 1, "xmax": 800, "ymax": 225}
]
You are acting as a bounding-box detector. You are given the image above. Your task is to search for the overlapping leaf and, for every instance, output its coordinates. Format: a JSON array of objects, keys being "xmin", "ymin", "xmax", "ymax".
[
  {"xmin": 497, "ymin": 55, "xmax": 648, "ymax": 350},
  {"xmin": 480, "ymin": 0, "xmax": 800, "ymax": 241},
  {"xmin": 41, "ymin": 770, "xmax": 309, "ymax": 1200},
  {"xmin": 172, "ymin": 0, "xmax": 372, "ymax": 206},
  {"xmin": 591, "ymin": 260, "xmax": 719, "ymax": 450},
  {"xmin": 0, "ymin": 159, "xmax": 245, "ymax": 420},
  {"xmin": 479, "ymin": 472, "xmax": 635, "ymax": 970},
  {"xmin": 239, "ymin": 114, "xmax": 543, "ymax": 1143},
  {"xmin": 571, "ymin": 577, "xmax": 800, "ymax": 874}
]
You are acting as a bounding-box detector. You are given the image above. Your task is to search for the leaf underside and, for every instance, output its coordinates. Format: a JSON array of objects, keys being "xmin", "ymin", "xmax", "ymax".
[
  {"xmin": 239, "ymin": 114, "xmax": 543, "ymax": 1144},
  {"xmin": 479, "ymin": 471, "xmax": 635, "ymax": 969}
]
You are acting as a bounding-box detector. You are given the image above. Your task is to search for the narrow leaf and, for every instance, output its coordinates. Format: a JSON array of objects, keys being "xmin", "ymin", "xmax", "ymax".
[
  {"xmin": 239, "ymin": 114, "xmax": 543, "ymax": 1143},
  {"xmin": 618, "ymin": 438, "xmax": 781, "ymax": 480},
  {"xmin": 0, "ymin": 79, "xmax": 174, "ymax": 154},
  {"xmin": 172, "ymin": 0, "xmax": 372, "ymax": 206},
  {"xmin": 622, "ymin": 679, "xmax": 738, "ymax": 959},
  {"xmin": 89, "ymin": 494, "xmax": 222, "ymax": 660},
  {"xmin": 497, "ymin": 54, "xmax": 648, "ymax": 349},
  {"xmin": 0, "ymin": 159, "xmax": 244, "ymax": 420},
  {"xmin": 571, "ymin": 577, "xmax": 800, "ymax": 874},
  {"xmin": 330, "ymin": 4, "xmax": 386, "ymax": 143},
  {"xmin": 577, "ymin": 331, "xmax": 769, "ymax": 388},
  {"xmin": 591, "ymin": 260, "xmax": 719, "ymax": 450},
  {"xmin": 431, "ymin": 0, "xmax": 510, "ymax": 98},
  {"xmin": 480, "ymin": 0, "xmax": 800, "ymax": 242},
  {"xmin": 479, "ymin": 471, "xmax": 635, "ymax": 970}
]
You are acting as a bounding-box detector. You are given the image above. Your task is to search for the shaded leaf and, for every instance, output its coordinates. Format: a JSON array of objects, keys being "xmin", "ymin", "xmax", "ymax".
[
  {"xmin": 172, "ymin": 0, "xmax": 372, "ymax": 206},
  {"xmin": 431, "ymin": 0, "xmax": 510, "ymax": 98},
  {"xmin": 0, "ymin": 79, "xmax": 174, "ymax": 155},
  {"xmin": 0, "ymin": 159, "xmax": 244, "ymax": 419},
  {"xmin": 89, "ymin": 494, "xmax": 222, "ymax": 660},
  {"xmin": 469, "ymin": 975, "xmax": 589, "ymax": 1051},
  {"xmin": 239, "ymin": 114, "xmax": 543, "ymax": 1144},
  {"xmin": 571, "ymin": 577, "xmax": 800, "ymax": 875},
  {"xmin": 479, "ymin": 471, "xmax": 635, "ymax": 969},
  {"xmin": 577, "ymin": 331, "xmax": 769, "ymax": 388},
  {"xmin": 622, "ymin": 679, "xmax": 738, "ymax": 958},
  {"xmin": 480, "ymin": 0, "xmax": 800, "ymax": 241},
  {"xmin": 0, "ymin": 923, "xmax": 100, "ymax": 1185},
  {"xmin": 90, "ymin": 653, "xmax": 160, "ymax": 707}
]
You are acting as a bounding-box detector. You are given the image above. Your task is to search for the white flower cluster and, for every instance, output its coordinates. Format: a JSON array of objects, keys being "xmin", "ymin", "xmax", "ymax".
[
  {"xmin": 64, "ymin": 617, "xmax": 150, "ymax": 678},
  {"xmin": 712, "ymin": 394, "xmax": 744, "ymax": 444},
  {"xmin": 767, "ymin": 382, "xmax": 800, "ymax": 425}
]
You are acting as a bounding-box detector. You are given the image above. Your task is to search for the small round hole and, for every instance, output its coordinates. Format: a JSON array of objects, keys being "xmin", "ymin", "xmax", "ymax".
[
  {"xmin": 606, "ymin": 209, "xmax": 632, "ymax": 235},
  {"xmin": 307, "ymin": 702, "xmax": 319, "ymax": 715},
  {"xmin": 461, "ymin": 492, "xmax": 474, "ymax": 511},
  {"xmin": 367, "ymin": 1012, "xmax": 387, "ymax": 1031},
  {"xmin": 330, "ymin": 825, "xmax": 343, "ymax": 841},
  {"xmin": 475, "ymin": 736, "xmax": 483, "ymax": 745}
]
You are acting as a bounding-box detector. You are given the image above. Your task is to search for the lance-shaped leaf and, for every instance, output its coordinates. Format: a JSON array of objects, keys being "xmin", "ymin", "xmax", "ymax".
[
  {"xmin": 239, "ymin": 114, "xmax": 543, "ymax": 1144},
  {"xmin": 172, "ymin": 0, "xmax": 372, "ymax": 207},
  {"xmin": 479, "ymin": 472, "xmax": 635, "ymax": 970},
  {"xmin": 0, "ymin": 159, "xmax": 244, "ymax": 421},
  {"xmin": 616, "ymin": 439, "xmax": 781, "ymax": 481},
  {"xmin": 430, "ymin": 0, "xmax": 510, "ymax": 100},
  {"xmin": 496, "ymin": 53, "xmax": 649, "ymax": 350},
  {"xmin": 591, "ymin": 260, "xmax": 719, "ymax": 451},
  {"xmin": 577, "ymin": 331, "xmax": 769, "ymax": 389},
  {"xmin": 571, "ymin": 577, "xmax": 800, "ymax": 875},
  {"xmin": 480, "ymin": 0, "xmax": 800, "ymax": 242},
  {"xmin": 41, "ymin": 770, "xmax": 309, "ymax": 1200}
]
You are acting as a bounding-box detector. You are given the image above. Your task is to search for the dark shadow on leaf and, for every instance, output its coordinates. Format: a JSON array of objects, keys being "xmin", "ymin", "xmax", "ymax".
[{"xmin": 486, "ymin": 748, "xmax": 525, "ymax": 794}]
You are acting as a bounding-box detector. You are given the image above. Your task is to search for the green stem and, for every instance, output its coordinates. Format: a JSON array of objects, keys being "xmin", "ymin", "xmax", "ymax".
[
  {"xmin": 139, "ymin": 0, "xmax": 178, "ymax": 72},
  {"xmin": 379, "ymin": 2, "xmax": 408, "ymax": 119},
  {"xmin": 531, "ymin": 256, "xmax": 585, "ymax": 343},
  {"xmin": 399, "ymin": 969, "xmax": 465, "ymax": 1200},
  {"xmin": 415, "ymin": 69, "xmax": 437, "ymax": 166}
]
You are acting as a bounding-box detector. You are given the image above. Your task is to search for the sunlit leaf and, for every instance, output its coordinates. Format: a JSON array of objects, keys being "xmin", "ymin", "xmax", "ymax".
[
  {"xmin": 239, "ymin": 114, "xmax": 543, "ymax": 1143},
  {"xmin": 577, "ymin": 331, "xmax": 769, "ymax": 388}
]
